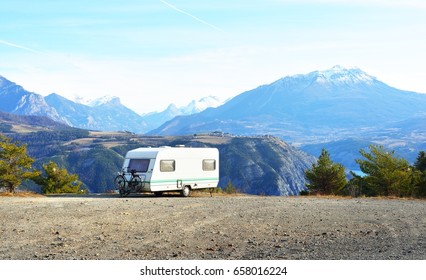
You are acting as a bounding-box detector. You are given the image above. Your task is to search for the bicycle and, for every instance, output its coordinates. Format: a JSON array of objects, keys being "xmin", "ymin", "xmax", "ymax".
[{"xmin": 114, "ymin": 168, "xmax": 143, "ymax": 197}]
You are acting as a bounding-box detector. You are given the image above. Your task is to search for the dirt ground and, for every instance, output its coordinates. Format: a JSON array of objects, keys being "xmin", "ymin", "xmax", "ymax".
[{"xmin": 0, "ymin": 193, "xmax": 425, "ymax": 260}]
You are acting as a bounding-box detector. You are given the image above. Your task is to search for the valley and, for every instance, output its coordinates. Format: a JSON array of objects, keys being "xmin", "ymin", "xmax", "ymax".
[
  {"xmin": 2, "ymin": 66, "xmax": 426, "ymax": 195},
  {"xmin": 0, "ymin": 112, "xmax": 314, "ymax": 195}
]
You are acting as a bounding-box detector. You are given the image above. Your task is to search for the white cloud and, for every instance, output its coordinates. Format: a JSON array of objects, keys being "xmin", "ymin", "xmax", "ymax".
[
  {"xmin": 0, "ymin": 39, "xmax": 40, "ymax": 54},
  {"xmin": 157, "ymin": 0, "xmax": 225, "ymax": 32}
]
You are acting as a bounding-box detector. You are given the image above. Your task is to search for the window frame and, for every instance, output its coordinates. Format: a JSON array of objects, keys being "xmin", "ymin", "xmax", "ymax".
[
  {"xmin": 127, "ymin": 159, "xmax": 150, "ymax": 173},
  {"xmin": 160, "ymin": 159, "xmax": 176, "ymax": 172},
  {"xmin": 202, "ymin": 159, "xmax": 216, "ymax": 171}
]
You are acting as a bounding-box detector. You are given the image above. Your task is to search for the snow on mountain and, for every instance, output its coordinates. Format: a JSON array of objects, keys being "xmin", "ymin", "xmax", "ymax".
[
  {"xmin": 143, "ymin": 96, "xmax": 223, "ymax": 131},
  {"xmin": 73, "ymin": 95, "xmax": 122, "ymax": 107},
  {"xmin": 1, "ymin": 74, "xmax": 223, "ymax": 133},
  {"xmin": 180, "ymin": 96, "xmax": 223, "ymax": 115},
  {"xmin": 149, "ymin": 65, "xmax": 426, "ymax": 139},
  {"xmin": 0, "ymin": 76, "xmax": 66, "ymax": 124},
  {"xmin": 73, "ymin": 95, "xmax": 91, "ymax": 105},
  {"xmin": 88, "ymin": 95, "xmax": 121, "ymax": 107},
  {"xmin": 314, "ymin": 65, "xmax": 374, "ymax": 84}
]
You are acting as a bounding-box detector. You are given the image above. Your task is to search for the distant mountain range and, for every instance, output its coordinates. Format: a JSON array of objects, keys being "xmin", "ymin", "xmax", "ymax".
[
  {"xmin": 149, "ymin": 66, "xmax": 426, "ymax": 166},
  {"xmin": 150, "ymin": 66, "xmax": 426, "ymax": 138},
  {"xmin": 2, "ymin": 66, "xmax": 426, "ymax": 169},
  {"xmin": 142, "ymin": 96, "xmax": 222, "ymax": 131},
  {"xmin": 0, "ymin": 75, "xmax": 222, "ymax": 133}
]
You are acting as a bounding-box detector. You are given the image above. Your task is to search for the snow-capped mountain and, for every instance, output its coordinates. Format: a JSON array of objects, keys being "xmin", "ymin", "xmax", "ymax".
[
  {"xmin": 143, "ymin": 96, "xmax": 223, "ymax": 131},
  {"xmin": 73, "ymin": 95, "xmax": 122, "ymax": 107},
  {"xmin": 0, "ymin": 76, "xmax": 67, "ymax": 124},
  {"xmin": 310, "ymin": 65, "xmax": 374, "ymax": 86},
  {"xmin": 149, "ymin": 65, "xmax": 426, "ymax": 141},
  {"xmin": 0, "ymin": 76, "xmax": 148, "ymax": 132},
  {"xmin": 45, "ymin": 93, "xmax": 148, "ymax": 132},
  {"xmin": 180, "ymin": 96, "xmax": 223, "ymax": 115},
  {"xmin": 0, "ymin": 75, "xmax": 223, "ymax": 133}
]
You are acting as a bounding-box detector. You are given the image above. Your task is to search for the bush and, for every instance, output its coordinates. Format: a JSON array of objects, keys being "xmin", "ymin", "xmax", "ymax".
[
  {"xmin": 33, "ymin": 161, "xmax": 83, "ymax": 194},
  {"xmin": 0, "ymin": 134, "xmax": 40, "ymax": 193},
  {"xmin": 223, "ymin": 181, "xmax": 238, "ymax": 194},
  {"xmin": 356, "ymin": 145, "xmax": 415, "ymax": 197},
  {"xmin": 305, "ymin": 148, "xmax": 347, "ymax": 195}
]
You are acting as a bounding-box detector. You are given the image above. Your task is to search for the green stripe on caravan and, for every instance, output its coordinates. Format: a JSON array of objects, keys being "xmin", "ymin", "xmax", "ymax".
[
  {"xmin": 119, "ymin": 146, "xmax": 220, "ymax": 197},
  {"xmin": 149, "ymin": 177, "xmax": 219, "ymax": 184}
]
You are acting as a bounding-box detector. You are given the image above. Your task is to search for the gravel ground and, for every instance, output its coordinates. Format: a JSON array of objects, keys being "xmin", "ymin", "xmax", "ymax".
[{"xmin": 0, "ymin": 194, "xmax": 425, "ymax": 260}]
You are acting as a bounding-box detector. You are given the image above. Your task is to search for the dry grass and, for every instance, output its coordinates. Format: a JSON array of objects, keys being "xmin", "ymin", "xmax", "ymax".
[
  {"xmin": 192, "ymin": 135, "xmax": 233, "ymax": 145},
  {"xmin": 0, "ymin": 191, "xmax": 44, "ymax": 198},
  {"xmin": 305, "ymin": 193, "xmax": 425, "ymax": 201},
  {"xmin": 10, "ymin": 124, "xmax": 50, "ymax": 133}
]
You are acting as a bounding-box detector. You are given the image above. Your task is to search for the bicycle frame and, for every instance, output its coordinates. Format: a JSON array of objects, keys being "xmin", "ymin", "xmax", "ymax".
[{"xmin": 114, "ymin": 168, "xmax": 143, "ymax": 197}]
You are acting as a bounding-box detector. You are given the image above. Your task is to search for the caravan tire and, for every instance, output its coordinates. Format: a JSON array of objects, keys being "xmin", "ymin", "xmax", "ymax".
[{"xmin": 181, "ymin": 186, "xmax": 191, "ymax": 197}]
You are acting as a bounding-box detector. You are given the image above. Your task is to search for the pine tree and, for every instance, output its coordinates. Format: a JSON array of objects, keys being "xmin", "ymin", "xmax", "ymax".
[
  {"xmin": 0, "ymin": 134, "xmax": 40, "ymax": 193},
  {"xmin": 414, "ymin": 151, "xmax": 426, "ymax": 172},
  {"xmin": 305, "ymin": 148, "xmax": 347, "ymax": 195},
  {"xmin": 33, "ymin": 161, "xmax": 83, "ymax": 194},
  {"xmin": 356, "ymin": 145, "xmax": 414, "ymax": 197},
  {"xmin": 413, "ymin": 151, "xmax": 426, "ymax": 197}
]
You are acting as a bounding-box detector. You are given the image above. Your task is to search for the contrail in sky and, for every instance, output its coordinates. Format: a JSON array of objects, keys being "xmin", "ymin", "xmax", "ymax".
[
  {"xmin": 0, "ymin": 39, "xmax": 39, "ymax": 53},
  {"xmin": 158, "ymin": 0, "xmax": 225, "ymax": 32}
]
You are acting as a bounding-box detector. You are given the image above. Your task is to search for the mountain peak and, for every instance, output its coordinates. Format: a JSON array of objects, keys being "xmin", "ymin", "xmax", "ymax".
[
  {"xmin": 0, "ymin": 75, "xmax": 18, "ymax": 90},
  {"xmin": 313, "ymin": 65, "xmax": 375, "ymax": 85},
  {"xmin": 73, "ymin": 95, "xmax": 122, "ymax": 107},
  {"xmin": 181, "ymin": 96, "xmax": 222, "ymax": 115},
  {"xmin": 88, "ymin": 95, "xmax": 121, "ymax": 107}
]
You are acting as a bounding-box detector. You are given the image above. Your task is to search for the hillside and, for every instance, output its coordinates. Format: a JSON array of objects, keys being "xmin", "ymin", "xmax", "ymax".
[
  {"xmin": 0, "ymin": 76, "xmax": 64, "ymax": 123},
  {"xmin": 0, "ymin": 111, "xmax": 71, "ymax": 132},
  {"xmin": 3, "ymin": 115, "xmax": 314, "ymax": 195}
]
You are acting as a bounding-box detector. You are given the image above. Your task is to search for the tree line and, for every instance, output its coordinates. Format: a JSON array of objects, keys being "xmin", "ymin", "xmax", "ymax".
[
  {"xmin": 305, "ymin": 146, "xmax": 426, "ymax": 198},
  {"xmin": 0, "ymin": 134, "xmax": 83, "ymax": 194},
  {"xmin": 2, "ymin": 130, "xmax": 426, "ymax": 198}
]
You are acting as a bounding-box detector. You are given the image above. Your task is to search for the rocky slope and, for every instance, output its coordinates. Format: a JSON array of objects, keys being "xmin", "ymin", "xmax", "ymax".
[
  {"xmin": 3, "ymin": 115, "xmax": 314, "ymax": 195},
  {"xmin": 218, "ymin": 136, "xmax": 315, "ymax": 195}
]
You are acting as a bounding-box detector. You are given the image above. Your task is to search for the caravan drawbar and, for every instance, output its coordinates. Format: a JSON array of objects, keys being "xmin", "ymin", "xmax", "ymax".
[{"xmin": 117, "ymin": 146, "xmax": 219, "ymax": 197}]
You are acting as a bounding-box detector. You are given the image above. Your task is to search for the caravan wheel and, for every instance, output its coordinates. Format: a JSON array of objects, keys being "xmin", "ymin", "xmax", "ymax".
[{"xmin": 180, "ymin": 186, "xmax": 191, "ymax": 197}]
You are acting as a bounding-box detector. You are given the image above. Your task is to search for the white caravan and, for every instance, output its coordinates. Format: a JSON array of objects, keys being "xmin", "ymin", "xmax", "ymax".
[{"xmin": 118, "ymin": 146, "xmax": 219, "ymax": 197}]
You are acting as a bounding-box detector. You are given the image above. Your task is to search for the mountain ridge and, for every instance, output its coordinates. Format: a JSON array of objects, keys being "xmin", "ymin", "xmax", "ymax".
[
  {"xmin": 143, "ymin": 96, "xmax": 223, "ymax": 131},
  {"xmin": 148, "ymin": 66, "xmax": 426, "ymax": 167},
  {"xmin": 0, "ymin": 76, "xmax": 222, "ymax": 133},
  {"xmin": 150, "ymin": 66, "xmax": 426, "ymax": 137}
]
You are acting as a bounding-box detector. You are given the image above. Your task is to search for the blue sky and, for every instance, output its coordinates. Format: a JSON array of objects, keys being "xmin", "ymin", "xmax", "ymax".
[{"xmin": 1, "ymin": 0, "xmax": 426, "ymax": 113}]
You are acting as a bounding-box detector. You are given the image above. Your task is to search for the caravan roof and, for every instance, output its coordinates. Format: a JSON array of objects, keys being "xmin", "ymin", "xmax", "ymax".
[
  {"xmin": 125, "ymin": 147, "xmax": 168, "ymax": 158},
  {"xmin": 125, "ymin": 146, "xmax": 218, "ymax": 159}
]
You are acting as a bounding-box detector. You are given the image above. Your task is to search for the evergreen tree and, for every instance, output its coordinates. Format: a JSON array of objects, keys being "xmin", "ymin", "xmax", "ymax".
[
  {"xmin": 305, "ymin": 148, "xmax": 347, "ymax": 195},
  {"xmin": 413, "ymin": 151, "xmax": 426, "ymax": 197},
  {"xmin": 414, "ymin": 151, "xmax": 426, "ymax": 172},
  {"xmin": 33, "ymin": 161, "xmax": 83, "ymax": 194},
  {"xmin": 355, "ymin": 145, "xmax": 414, "ymax": 197},
  {"xmin": 0, "ymin": 134, "xmax": 40, "ymax": 193}
]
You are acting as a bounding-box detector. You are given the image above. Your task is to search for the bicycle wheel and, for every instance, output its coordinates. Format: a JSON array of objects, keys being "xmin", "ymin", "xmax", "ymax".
[
  {"xmin": 114, "ymin": 175, "xmax": 127, "ymax": 197},
  {"xmin": 131, "ymin": 176, "xmax": 143, "ymax": 192}
]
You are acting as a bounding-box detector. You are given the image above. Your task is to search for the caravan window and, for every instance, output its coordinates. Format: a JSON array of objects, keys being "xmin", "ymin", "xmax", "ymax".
[
  {"xmin": 202, "ymin": 159, "xmax": 216, "ymax": 171},
  {"xmin": 128, "ymin": 159, "xmax": 150, "ymax": 173},
  {"xmin": 160, "ymin": 160, "xmax": 175, "ymax": 172}
]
